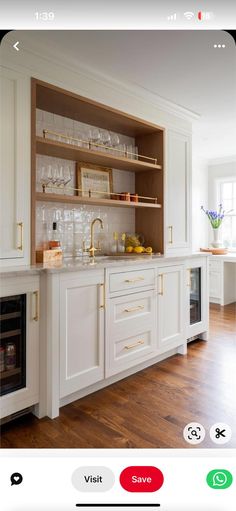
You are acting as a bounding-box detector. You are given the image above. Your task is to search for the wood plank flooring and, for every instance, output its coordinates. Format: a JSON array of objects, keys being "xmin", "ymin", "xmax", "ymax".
[{"xmin": 1, "ymin": 303, "xmax": 235, "ymax": 448}]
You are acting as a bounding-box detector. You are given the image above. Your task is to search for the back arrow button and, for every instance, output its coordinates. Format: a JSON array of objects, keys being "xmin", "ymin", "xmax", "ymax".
[{"xmin": 13, "ymin": 42, "xmax": 20, "ymax": 51}]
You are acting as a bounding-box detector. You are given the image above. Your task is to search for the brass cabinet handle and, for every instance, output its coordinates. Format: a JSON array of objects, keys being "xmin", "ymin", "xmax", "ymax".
[
  {"xmin": 168, "ymin": 225, "xmax": 173, "ymax": 244},
  {"xmin": 123, "ymin": 305, "xmax": 144, "ymax": 313},
  {"xmin": 124, "ymin": 277, "xmax": 145, "ymax": 283},
  {"xmin": 17, "ymin": 222, "xmax": 24, "ymax": 251},
  {"xmin": 158, "ymin": 274, "xmax": 164, "ymax": 295},
  {"xmin": 100, "ymin": 283, "xmax": 106, "ymax": 309},
  {"xmin": 124, "ymin": 339, "xmax": 145, "ymax": 350},
  {"xmin": 33, "ymin": 291, "xmax": 39, "ymax": 321}
]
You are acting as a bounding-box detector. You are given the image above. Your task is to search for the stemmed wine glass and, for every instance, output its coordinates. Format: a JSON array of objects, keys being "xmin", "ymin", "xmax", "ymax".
[
  {"xmin": 40, "ymin": 166, "xmax": 50, "ymax": 192},
  {"xmin": 100, "ymin": 130, "xmax": 111, "ymax": 152},
  {"xmin": 88, "ymin": 128, "xmax": 100, "ymax": 150}
]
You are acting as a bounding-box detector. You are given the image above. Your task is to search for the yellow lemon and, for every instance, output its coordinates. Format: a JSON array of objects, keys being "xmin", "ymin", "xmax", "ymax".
[
  {"xmin": 134, "ymin": 246, "xmax": 145, "ymax": 254},
  {"xmin": 145, "ymin": 247, "xmax": 153, "ymax": 254},
  {"xmin": 126, "ymin": 246, "xmax": 133, "ymax": 253}
]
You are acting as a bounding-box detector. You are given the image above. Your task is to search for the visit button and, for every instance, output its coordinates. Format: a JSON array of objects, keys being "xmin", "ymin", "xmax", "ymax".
[{"xmin": 120, "ymin": 466, "xmax": 164, "ymax": 492}]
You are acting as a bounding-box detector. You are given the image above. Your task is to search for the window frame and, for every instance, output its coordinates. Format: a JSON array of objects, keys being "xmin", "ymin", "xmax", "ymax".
[{"xmin": 216, "ymin": 176, "xmax": 236, "ymax": 251}]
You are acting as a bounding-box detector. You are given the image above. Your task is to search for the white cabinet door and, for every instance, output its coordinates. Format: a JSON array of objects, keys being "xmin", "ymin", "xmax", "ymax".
[
  {"xmin": 157, "ymin": 265, "xmax": 184, "ymax": 350},
  {"xmin": 166, "ymin": 130, "xmax": 191, "ymax": 254},
  {"xmin": 0, "ymin": 67, "xmax": 30, "ymax": 262},
  {"xmin": 0, "ymin": 277, "xmax": 40, "ymax": 419},
  {"xmin": 59, "ymin": 272, "xmax": 105, "ymax": 398}
]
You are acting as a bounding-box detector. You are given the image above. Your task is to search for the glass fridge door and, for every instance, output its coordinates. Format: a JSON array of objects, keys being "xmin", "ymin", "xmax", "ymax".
[
  {"xmin": 0, "ymin": 294, "xmax": 26, "ymax": 396},
  {"xmin": 190, "ymin": 268, "xmax": 201, "ymax": 325}
]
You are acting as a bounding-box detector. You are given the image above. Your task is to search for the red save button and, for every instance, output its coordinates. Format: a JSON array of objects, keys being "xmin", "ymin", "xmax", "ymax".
[{"xmin": 120, "ymin": 466, "xmax": 164, "ymax": 492}]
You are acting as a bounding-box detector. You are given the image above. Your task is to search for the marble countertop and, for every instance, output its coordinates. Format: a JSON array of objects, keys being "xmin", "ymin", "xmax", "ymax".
[{"xmin": 0, "ymin": 252, "xmax": 209, "ymax": 277}]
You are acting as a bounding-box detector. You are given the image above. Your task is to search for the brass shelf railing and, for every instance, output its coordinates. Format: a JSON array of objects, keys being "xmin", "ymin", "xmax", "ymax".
[
  {"xmin": 43, "ymin": 129, "xmax": 158, "ymax": 165},
  {"xmin": 40, "ymin": 184, "xmax": 159, "ymax": 204}
]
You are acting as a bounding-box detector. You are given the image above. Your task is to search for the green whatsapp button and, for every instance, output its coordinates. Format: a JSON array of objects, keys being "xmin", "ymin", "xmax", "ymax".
[{"xmin": 206, "ymin": 469, "xmax": 233, "ymax": 490}]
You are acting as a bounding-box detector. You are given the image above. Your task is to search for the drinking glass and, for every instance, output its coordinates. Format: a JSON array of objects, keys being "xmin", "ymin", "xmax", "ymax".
[
  {"xmin": 40, "ymin": 166, "xmax": 50, "ymax": 192},
  {"xmin": 88, "ymin": 128, "xmax": 100, "ymax": 150},
  {"xmin": 100, "ymin": 130, "xmax": 111, "ymax": 151},
  {"xmin": 110, "ymin": 133, "xmax": 120, "ymax": 155}
]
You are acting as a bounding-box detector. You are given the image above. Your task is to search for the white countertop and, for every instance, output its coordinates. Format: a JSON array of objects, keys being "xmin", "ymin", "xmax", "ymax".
[
  {"xmin": 210, "ymin": 253, "xmax": 236, "ymax": 263},
  {"xmin": 0, "ymin": 252, "xmax": 209, "ymax": 277}
]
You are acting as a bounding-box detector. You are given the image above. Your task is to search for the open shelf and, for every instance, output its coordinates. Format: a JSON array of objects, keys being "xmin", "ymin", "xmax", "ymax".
[
  {"xmin": 36, "ymin": 192, "xmax": 162, "ymax": 209},
  {"xmin": 36, "ymin": 137, "xmax": 162, "ymax": 172}
]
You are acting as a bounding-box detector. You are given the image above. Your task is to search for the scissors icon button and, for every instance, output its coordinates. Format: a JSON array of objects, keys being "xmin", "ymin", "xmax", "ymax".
[{"xmin": 210, "ymin": 423, "xmax": 232, "ymax": 445}]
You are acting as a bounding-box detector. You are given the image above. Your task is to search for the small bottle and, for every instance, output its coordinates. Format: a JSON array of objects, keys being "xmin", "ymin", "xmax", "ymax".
[
  {"xmin": 48, "ymin": 222, "xmax": 61, "ymax": 249},
  {"xmin": 5, "ymin": 342, "xmax": 16, "ymax": 370},
  {"xmin": 111, "ymin": 232, "xmax": 118, "ymax": 253},
  {"xmin": 118, "ymin": 233, "xmax": 126, "ymax": 252}
]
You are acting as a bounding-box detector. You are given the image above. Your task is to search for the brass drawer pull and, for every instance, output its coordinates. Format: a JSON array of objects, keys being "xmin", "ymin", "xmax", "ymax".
[
  {"xmin": 158, "ymin": 274, "xmax": 164, "ymax": 295},
  {"xmin": 33, "ymin": 291, "xmax": 39, "ymax": 321},
  {"xmin": 168, "ymin": 225, "xmax": 173, "ymax": 244},
  {"xmin": 123, "ymin": 305, "xmax": 144, "ymax": 313},
  {"xmin": 100, "ymin": 283, "xmax": 106, "ymax": 309},
  {"xmin": 124, "ymin": 277, "xmax": 145, "ymax": 283},
  {"xmin": 17, "ymin": 222, "xmax": 24, "ymax": 251},
  {"xmin": 124, "ymin": 339, "xmax": 145, "ymax": 350}
]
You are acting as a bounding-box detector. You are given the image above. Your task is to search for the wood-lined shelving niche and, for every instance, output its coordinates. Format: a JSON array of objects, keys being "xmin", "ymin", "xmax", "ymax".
[{"xmin": 31, "ymin": 78, "xmax": 164, "ymax": 263}]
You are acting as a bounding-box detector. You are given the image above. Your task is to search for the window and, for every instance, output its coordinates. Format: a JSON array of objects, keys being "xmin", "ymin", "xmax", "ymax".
[{"xmin": 218, "ymin": 180, "xmax": 236, "ymax": 249}]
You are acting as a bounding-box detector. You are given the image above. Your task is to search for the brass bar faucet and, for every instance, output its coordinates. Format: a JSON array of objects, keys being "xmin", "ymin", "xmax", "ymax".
[{"xmin": 89, "ymin": 217, "xmax": 104, "ymax": 258}]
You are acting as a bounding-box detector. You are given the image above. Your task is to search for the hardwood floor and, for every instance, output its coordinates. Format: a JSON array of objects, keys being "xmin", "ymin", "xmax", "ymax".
[{"xmin": 1, "ymin": 303, "xmax": 235, "ymax": 448}]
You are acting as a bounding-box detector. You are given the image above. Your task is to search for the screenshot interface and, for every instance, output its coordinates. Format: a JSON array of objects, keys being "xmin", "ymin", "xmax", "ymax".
[{"xmin": 0, "ymin": 1, "xmax": 235, "ymax": 509}]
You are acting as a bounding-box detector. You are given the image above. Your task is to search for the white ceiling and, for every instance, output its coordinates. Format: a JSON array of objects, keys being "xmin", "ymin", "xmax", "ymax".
[{"xmin": 10, "ymin": 30, "xmax": 236, "ymax": 159}]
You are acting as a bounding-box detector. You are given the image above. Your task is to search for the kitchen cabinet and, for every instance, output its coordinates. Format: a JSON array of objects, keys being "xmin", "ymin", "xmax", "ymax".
[
  {"xmin": 0, "ymin": 67, "xmax": 30, "ymax": 264},
  {"xmin": 59, "ymin": 271, "xmax": 105, "ymax": 398},
  {"xmin": 157, "ymin": 265, "xmax": 184, "ymax": 351},
  {"xmin": 186, "ymin": 257, "xmax": 209, "ymax": 341},
  {"xmin": 166, "ymin": 130, "xmax": 191, "ymax": 254},
  {"xmin": 209, "ymin": 256, "xmax": 236, "ymax": 305},
  {"xmin": 0, "ymin": 275, "xmax": 39, "ymax": 420}
]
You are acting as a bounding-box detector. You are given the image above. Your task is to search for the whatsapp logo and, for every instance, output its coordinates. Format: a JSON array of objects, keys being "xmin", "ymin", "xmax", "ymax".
[{"xmin": 207, "ymin": 469, "xmax": 233, "ymax": 490}]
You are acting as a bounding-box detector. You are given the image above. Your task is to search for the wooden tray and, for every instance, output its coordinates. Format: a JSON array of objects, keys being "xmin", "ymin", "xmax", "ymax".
[{"xmin": 200, "ymin": 247, "xmax": 228, "ymax": 255}]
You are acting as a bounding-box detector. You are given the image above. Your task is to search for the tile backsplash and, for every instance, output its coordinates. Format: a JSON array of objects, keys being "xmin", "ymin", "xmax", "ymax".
[
  {"xmin": 36, "ymin": 201, "xmax": 135, "ymax": 257},
  {"xmin": 36, "ymin": 109, "xmax": 136, "ymax": 257}
]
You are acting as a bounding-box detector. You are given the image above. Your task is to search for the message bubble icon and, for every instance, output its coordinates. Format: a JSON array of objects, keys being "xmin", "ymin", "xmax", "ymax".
[
  {"xmin": 10, "ymin": 473, "xmax": 23, "ymax": 486},
  {"xmin": 207, "ymin": 469, "xmax": 233, "ymax": 490}
]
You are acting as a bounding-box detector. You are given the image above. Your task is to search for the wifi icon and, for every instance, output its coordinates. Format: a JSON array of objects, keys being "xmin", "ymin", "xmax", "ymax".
[{"xmin": 184, "ymin": 11, "xmax": 195, "ymax": 20}]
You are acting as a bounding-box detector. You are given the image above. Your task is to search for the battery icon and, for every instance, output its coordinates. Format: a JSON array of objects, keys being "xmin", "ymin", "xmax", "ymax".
[{"xmin": 198, "ymin": 11, "xmax": 214, "ymax": 20}]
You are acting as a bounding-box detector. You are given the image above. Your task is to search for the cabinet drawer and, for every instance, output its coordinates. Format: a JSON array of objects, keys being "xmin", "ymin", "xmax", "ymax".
[
  {"xmin": 115, "ymin": 331, "xmax": 151, "ymax": 359},
  {"xmin": 109, "ymin": 290, "xmax": 155, "ymax": 340},
  {"xmin": 209, "ymin": 260, "xmax": 222, "ymax": 272},
  {"xmin": 109, "ymin": 268, "xmax": 155, "ymax": 294},
  {"xmin": 106, "ymin": 330, "xmax": 155, "ymax": 377}
]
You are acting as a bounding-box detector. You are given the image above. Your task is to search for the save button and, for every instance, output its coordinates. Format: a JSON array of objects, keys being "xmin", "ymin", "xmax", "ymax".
[{"xmin": 120, "ymin": 466, "xmax": 164, "ymax": 492}]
